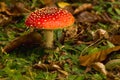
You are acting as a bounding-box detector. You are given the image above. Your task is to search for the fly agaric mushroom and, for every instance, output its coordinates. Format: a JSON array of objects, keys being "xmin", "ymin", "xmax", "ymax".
[{"xmin": 25, "ymin": 7, "xmax": 74, "ymax": 48}]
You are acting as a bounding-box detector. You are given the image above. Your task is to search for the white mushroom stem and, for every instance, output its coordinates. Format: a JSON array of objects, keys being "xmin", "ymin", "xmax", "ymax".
[{"xmin": 43, "ymin": 30, "xmax": 54, "ymax": 48}]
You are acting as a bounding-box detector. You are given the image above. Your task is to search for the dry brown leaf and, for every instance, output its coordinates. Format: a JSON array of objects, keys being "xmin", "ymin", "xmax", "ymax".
[
  {"xmin": 0, "ymin": 2, "xmax": 30, "ymax": 16},
  {"xmin": 33, "ymin": 63, "xmax": 61, "ymax": 71},
  {"xmin": 99, "ymin": 12, "xmax": 116, "ymax": 24},
  {"xmin": 2, "ymin": 32, "xmax": 42, "ymax": 53},
  {"xmin": 77, "ymin": 11, "xmax": 98, "ymax": 23},
  {"xmin": 0, "ymin": 63, "xmax": 4, "ymax": 69},
  {"xmin": 0, "ymin": 2, "xmax": 12, "ymax": 26},
  {"xmin": 76, "ymin": 11, "xmax": 116, "ymax": 24},
  {"xmin": 0, "ymin": 14, "xmax": 11, "ymax": 26},
  {"xmin": 6, "ymin": 2, "xmax": 31, "ymax": 16},
  {"xmin": 33, "ymin": 63, "xmax": 68, "ymax": 76},
  {"xmin": 57, "ymin": 69, "xmax": 68, "ymax": 76},
  {"xmin": 109, "ymin": 35, "xmax": 120, "ymax": 45},
  {"xmin": 92, "ymin": 62, "xmax": 107, "ymax": 75},
  {"xmin": 74, "ymin": 3, "xmax": 93, "ymax": 14},
  {"xmin": 0, "ymin": 2, "xmax": 30, "ymax": 26},
  {"xmin": 12, "ymin": 2, "xmax": 31, "ymax": 14},
  {"xmin": 79, "ymin": 46, "xmax": 120, "ymax": 66},
  {"xmin": 0, "ymin": 2, "xmax": 8, "ymax": 12},
  {"xmin": 0, "ymin": 2, "xmax": 12, "ymax": 15},
  {"xmin": 0, "ymin": 2, "xmax": 13, "ymax": 15},
  {"xmin": 91, "ymin": 29, "xmax": 109, "ymax": 40},
  {"xmin": 63, "ymin": 6, "xmax": 74, "ymax": 14}
]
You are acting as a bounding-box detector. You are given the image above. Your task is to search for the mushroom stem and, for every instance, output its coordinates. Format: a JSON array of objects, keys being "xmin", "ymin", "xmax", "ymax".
[{"xmin": 44, "ymin": 30, "xmax": 54, "ymax": 48}]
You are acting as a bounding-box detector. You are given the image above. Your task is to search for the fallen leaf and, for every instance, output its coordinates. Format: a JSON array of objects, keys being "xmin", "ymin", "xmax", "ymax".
[
  {"xmin": 0, "ymin": 63, "xmax": 4, "ymax": 69},
  {"xmin": 33, "ymin": 63, "xmax": 60, "ymax": 71},
  {"xmin": 0, "ymin": 14, "xmax": 11, "ymax": 26},
  {"xmin": 12, "ymin": 2, "xmax": 31, "ymax": 14},
  {"xmin": 74, "ymin": 3, "xmax": 93, "ymax": 14},
  {"xmin": 63, "ymin": 6, "xmax": 74, "ymax": 14},
  {"xmin": 0, "ymin": 2, "xmax": 8, "ymax": 12},
  {"xmin": 57, "ymin": 69, "xmax": 68, "ymax": 76},
  {"xmin": 57, "ymin": 2, "xmax": 70, "ymax": 8},
  {"xmin": 2, "ymin": 32, "xmax": 42, "ymax": 53},
  {"xmin": 0, "ymin": 2, "xmax": 12, "ymax": 15},
  {"xmin": 0, "ymin": 2, "xmax": 30, "ymax": 26},
  {"xmin": 7, "ymin": 2, "xmax": 31, "ymax": 16},
  {"xmin": 76, "ymin": 11, "xmax": 116, "ymax": 23},
  {"xmin": 99, "ymin": 12, "xmax": 116, "ymax": 24},
  {"xmin": 79, "ymin": 46, "xmax": 120, "ymax": 66},
  {"xmin": 0, "ymin": 2, "xmax": 13, "ymax": 15},
  {"xmin": 77, "ymin": 11, "xmax": 98, "ymax": 23},
  {"xmin": 108, "ymin": 35, "xmax": 120, "ymax": 45},
  {"xmin": 33, "ymin": 63, "xmax": 68, "ymax": 76},
  {"xmin": 92, "ymin": 62, "xmax": 107, "ymax": 75},
  {"xmin": 91, "ymin": 29, "xmax": 109, "ymax": 40}
]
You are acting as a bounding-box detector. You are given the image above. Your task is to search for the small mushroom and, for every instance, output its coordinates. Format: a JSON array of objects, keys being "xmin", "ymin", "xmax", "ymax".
[{"xmin": 25, "ymin": 7, "xmax": 74, "ymax": 48}]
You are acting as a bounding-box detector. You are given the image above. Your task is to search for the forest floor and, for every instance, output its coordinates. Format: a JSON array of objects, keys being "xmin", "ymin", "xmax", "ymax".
[{"xmin": 0, "ymin": 0, "xmax": 120, "ymax": 80}]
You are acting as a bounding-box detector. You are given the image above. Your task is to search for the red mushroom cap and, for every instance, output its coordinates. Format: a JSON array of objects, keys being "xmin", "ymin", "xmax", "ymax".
[{"xmin": 25, "ymin": 7, "xmax": 74, "ymax": 29}]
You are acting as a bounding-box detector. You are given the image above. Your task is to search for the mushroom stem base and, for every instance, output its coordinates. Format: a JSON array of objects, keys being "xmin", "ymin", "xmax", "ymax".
[{"xmin": 44, "ymin": 30, "xmax": 53, "ymax": 48}]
